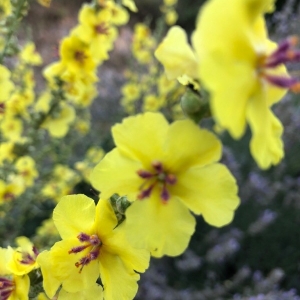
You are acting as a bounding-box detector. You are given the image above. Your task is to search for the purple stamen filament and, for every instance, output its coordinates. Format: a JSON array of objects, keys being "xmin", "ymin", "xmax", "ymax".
[
  {"xmin": 137, "ymin": 161, "xmax": 177, "ymax": 203},
  {"xmin": 258, "ymin": 36, "xmax": 300, "ymax": 92},
  {"xmin": 18, "ymin": 245, "xmax": 39, "ymax": 265},
  {"xmin": 0, "ymin": 277, "xmax": 15, "ymax": 300},
  {"xmin": 69, "ymin": 233, "xmax": 102, "ymax": 273}
]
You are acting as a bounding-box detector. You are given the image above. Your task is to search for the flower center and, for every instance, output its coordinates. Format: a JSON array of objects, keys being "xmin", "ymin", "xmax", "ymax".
[
  {"xmin": 94, "ymin": 23, "xmax": 109, "ymax": 35},
  {"xmin": 257, "ymin": 36, "xmax": 300, "ymax": 92},
  {"xmin": 74, "ymin": 50, "xmax": 87, "ymax": 64},
  {"xmin": 137, "ymin": 160, "xmax": 177, "ymax": 203},
  {"xmin": 18, "ymin": 246, "xmax": 39, "ymax": 265},
  {"xmin": 68, "ymin": 233, "xmax": 102, "ymax": 273},
  {"xmin": 0, "ymin": 277, "xmax": 15, "ymax": 300}
]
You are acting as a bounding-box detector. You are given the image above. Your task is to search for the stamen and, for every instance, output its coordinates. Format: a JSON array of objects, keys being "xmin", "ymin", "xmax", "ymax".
[
  {"xmin": 19, "ymin": 253, "xmax": 35, "ymax": 265},
  {"xmin": 166, "ymin": 174, "xmax": 177, "ymax": 185},
  {"xmin": 137, "ymin": 169, "xmax": 153, "ymax": 179},
  {"xmin": 68, "ymin": 244, "xmax": 89, "ymax": 254},
  {"xmin": 152, "ymin": 160, "xmax": 163, "ymax": 173},
  {"xmin": 77, "ymin": 232, "xmax": 91, "ymax": 242},
  {"xmin": 32, "ymin": 246, "xmax": 39, "ymax": 257},
  {"xmin": 137, "ymin": 184, "xmax": 155, "ymax": 200},
  {"xmin": 94, "ymin": 23, "xmax": 109, "ymax": 35},
  {"xmin": 264, "ymin": 74, "xmax": 298, "ymax": 88},
  {"xmin": 161, "ymin": 185, "xmax": 170, "ymax": 202}
]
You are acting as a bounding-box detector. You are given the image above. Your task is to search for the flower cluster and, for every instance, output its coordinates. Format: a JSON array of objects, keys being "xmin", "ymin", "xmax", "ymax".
[{"xmin": 0, "ymin": 0, "xmax": 298, "ymax": 299}]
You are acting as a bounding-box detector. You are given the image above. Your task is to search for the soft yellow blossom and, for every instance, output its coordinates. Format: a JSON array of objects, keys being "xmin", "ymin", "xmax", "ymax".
[
  {"xmin": 42, "ymin": 165, "xmax": 80, "ymax": 202},
  {"xmin": 142, "ymin": 94, "xmax": 164, "ymax": 112},
  {"xmin": 0, "ymin": 117, "xmax": 23, "ymax": 141},
  {"xmin": 41, "ymin": 103, "xmax": 75, "ymax": 138},
  {"xmin": 0, "ymin": 0, "xmax": 12, "ymax": 19},
  {"xmin": 193, "ymin": 0, "xmax": 289, "ymax": 169},
  {"xmin": 37, "ymin": 195, "xmax": 149, "ymax": 300},
  {"xmin": 0, "ymin": 248, "xmax": 30, "ymax": 300},
  {"xmin": 19, "ymin": 43, "xmax": 43, "ymax": 66},
  {"xmin": 73, "ymin": 5, "xmax": 118, "ymax": 63},
  {"xmin": 60, "ymin": 35, "xmax": 96, "ymax": 75},
  {"xmin": 15, "ymin": 156, "xmax": 38, "ymax": 187},
  {"xmin": 156, "ymin": 0, "xmax": 294, "ymax": 169},
  {"xmin": 6, "ymin": 237, "xmax": 39, "ymax": 276},
  {"xmin": 0, "ymin": 142, "xmax": 15, "ymax": 164},
  {"xmin": 0, "ymin": 65, "xmax": 14, "ymax": 103},
  {"xmin": 91, "ymin": 113, "xmax": 239, "ymax": 257}
]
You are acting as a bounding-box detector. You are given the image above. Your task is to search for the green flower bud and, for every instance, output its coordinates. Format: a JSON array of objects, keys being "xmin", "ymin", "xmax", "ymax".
[{"xmin": 180, "ymin": 88, "xmax": 211, "ymax": 123}]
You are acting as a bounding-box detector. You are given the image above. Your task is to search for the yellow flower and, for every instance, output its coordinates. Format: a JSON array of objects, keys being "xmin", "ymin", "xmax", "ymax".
[
  {"xmin": 192, "ymin": 0, "xmax": 291, "ymax": 169},
  {"xmin": 0, "ymin": 142, "xmax": 15, "ymax": 164},
  {"xmin": 0, "ymin": 65, "xmax": 14, "ymax": 103},
  {"xmin": 0, "ymin": 248, "xmax": 30, "ymax": 300},
  {"xmin": 37, "ymin": 194, "xmax": 149, "ymax": 300},
  {"xmin": 19, "ymin": 43, "xmax": 43, "ymax": 66},
  {"xmin": 0, "ymin": 180, "xmax": 23, "ymax": 204},
  {"xmin": 142, "ymin": 94, "xmax": 164, "ymax": 112},
  {"xmin": 41, "ymin": 103, "xmax": 75, "ymax": 138},
  {"xmin": 91, "ymin": 113, "xmax": 239, "ymax": 257},
  {"xmin": 0, "ymin": 116, "xmax": 23, "ymax": 142},
  {"xmin": 156, "ymin": 0, "xmax": 296, "ymax": 169},
  {"xmin": 60, "ymin": 35, "xmax": 96, "ymax": 75},
  {"xmin": 6, "ymin": 237, "xmax": 39, "ymax": 276},
  {"xmin": 0, "ymin": 0, "xmax": 12, "ymax": 19},
  {"xmin": 15, "ymin": 156, "xmax": 38, "ymax": 187},
  {"xmin": 73, "ymin": 5, "xmax": 118, "ymax": 63}
]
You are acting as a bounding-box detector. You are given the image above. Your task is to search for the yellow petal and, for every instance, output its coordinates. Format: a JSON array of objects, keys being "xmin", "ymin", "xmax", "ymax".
[
  {"xmin": 122, "ymin": 0, "xmax": 138, "ymax": 12},
  {"xmin": 95, "ymin": 198, "xmax": 118, "ymax": 238},
  {"xmin": 58, "ymin": 284, "xmax": 103, "ymax": 300},
  {"xmin": 37, "ymin": 251, "xmax": 61, "ymax": 299},
  {"xmin": 102, "ymin": 223, "xmax": 150, "ymax": 273},
  {"xmin": 155, "ymin": 26, "xmax": 198, "ymax": 80},
  {"xmin": 50, "ymin": 239, "xmax": 99, "ymax": 293},
  {"xmin": 0, "ymin": 248, "xmax": 10, "ymax": 275},
  {"xmin": 14, "ymin": 275, "xmax": 30, "ymax": 300},
  {"xmin": 198, "ymin": 54, "xmax": 254, "ymax": 139},
  {"xmin": 53, "ymin": 194, "xmax": 96, "ymax": 239},
  {"xmin": 125, "ymin": 192, "xmax": 196, "ymax": 257},
  {"xmin": 247, "ymin": 88, "xmax": 284, "ymax": 169},
  {"xmin": 164, "ymin": 119, "xmax": 222, "ymax": 172},
  {"xmin": 112, "ymin": 112, "xmax": 168, "ymax": 164},
  {"xmin": 90, "ymin": 149, "xmax": 142, "ymax": 200},
  {"xmin": 99, "ymin": 249, "xmax": 140, "ymax": 300},
  {"xmin": 173, "ymin": 163, "xmax": 240, "ymax": 227}
]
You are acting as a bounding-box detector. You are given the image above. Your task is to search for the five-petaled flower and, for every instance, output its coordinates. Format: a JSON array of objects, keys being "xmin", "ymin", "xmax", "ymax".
[
  {"xmin": 155, "ymin": 0, "xmax": 300, "ymax": 169},
  {"xmin": 91, "ymin": 112, "xmax": 240, "ymax": 257},
  {"xmin": 37, "ymin": 194, "xmax": 150, "ymax": 300}
]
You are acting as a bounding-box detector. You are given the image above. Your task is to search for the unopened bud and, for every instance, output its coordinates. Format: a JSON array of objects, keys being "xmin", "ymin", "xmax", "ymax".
[{"xmin": 180, "ymin": 88, "xmax": 211, "ymax": 123}]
